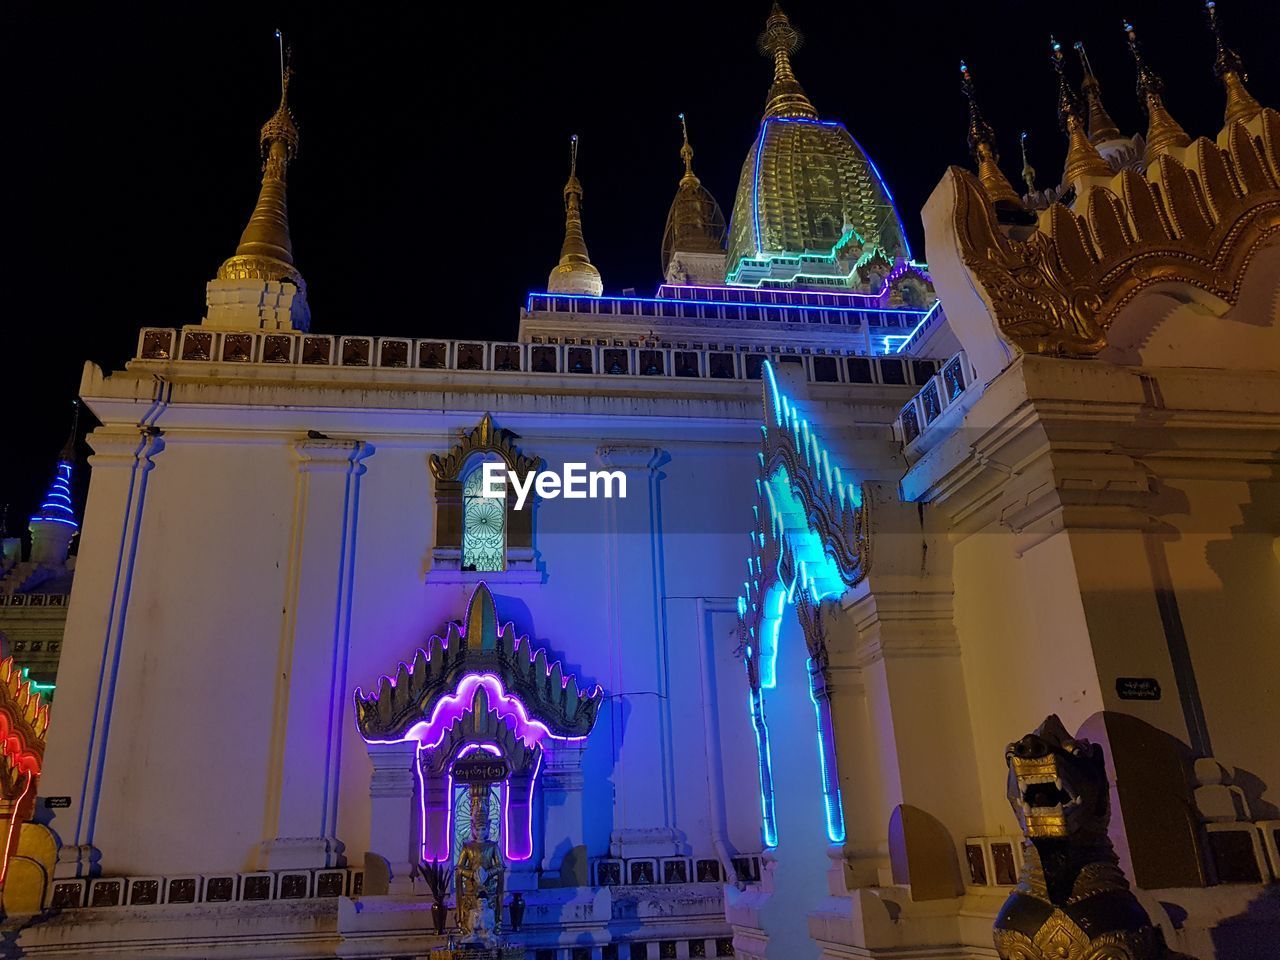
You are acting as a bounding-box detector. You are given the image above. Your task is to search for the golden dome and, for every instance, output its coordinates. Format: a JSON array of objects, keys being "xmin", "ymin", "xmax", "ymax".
[
  {"xmin": 661, "ymin": 115, "xmax": 726, "ymax": 271},
  {"xmin": 547, "ymin": 135, "xmax": 604, "ymax": 296},
  {"xmin": 725, "ymin": 5, "xmax": 910, "ymax": 288}
]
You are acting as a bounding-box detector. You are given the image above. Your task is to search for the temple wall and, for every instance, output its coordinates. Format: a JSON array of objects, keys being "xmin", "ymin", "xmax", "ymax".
[
  {"xmin": 43, "ymin": 391, "xmax": 778, "ymax": 881},
  {"xmin": 951, "ymin": 528, "xmax": 1098, "ymax": 835}
]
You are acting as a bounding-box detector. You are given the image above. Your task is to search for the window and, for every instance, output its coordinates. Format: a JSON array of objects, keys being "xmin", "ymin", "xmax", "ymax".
[{"xmin": 462, "ymin": 461, "xmax": 506, "ymax": 572}]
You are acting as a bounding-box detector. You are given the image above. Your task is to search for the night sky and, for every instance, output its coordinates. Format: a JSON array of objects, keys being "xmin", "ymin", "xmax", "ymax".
[{"xmin": 1, "ymin": 1, "xmax": 1275, "ymax": 539}]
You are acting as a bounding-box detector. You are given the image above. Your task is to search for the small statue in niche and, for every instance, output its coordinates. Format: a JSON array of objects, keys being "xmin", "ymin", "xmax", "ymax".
[{"xmin": 455, "ymin": 786, "xmax": 505, "ymax": 945}]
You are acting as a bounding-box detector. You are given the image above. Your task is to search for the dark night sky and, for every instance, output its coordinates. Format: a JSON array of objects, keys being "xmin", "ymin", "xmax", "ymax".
[{"xmin": 1, "ymin": 1, "xmax": 1276, "ymax": 538}]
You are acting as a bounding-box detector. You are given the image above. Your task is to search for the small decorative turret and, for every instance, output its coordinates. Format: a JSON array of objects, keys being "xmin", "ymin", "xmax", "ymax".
[
  {"xmin": 1205, "ymin": 1, "xmax": 1262, "ymax": 128},
  {"xmin": 205, "ymin": 33, "xmax": 310, "ymax": 332},
  {"xmin": 28, "ymin": 403, "xmax": 80, "ymax": 569},
  {"xmin": 1074, "ymin": 42, "xmax": 1122, "ymax": 143},
  {"xmin": 546, "ymin": 135, "xmax": 604, "ymax": 296},
  {"xmin": 661, "ymin": 114, "xmax": 727, "ymax": 283},
  {"xmin": 759, "ymin": 3, "xmax": 817, "ymax": 120},
  {"xmin": 959, "ymin": 61, "xmax": 1023, "ymax": 208},
  {"xmin": 1051, "ymin": 37, "xmax": 1113, "ymax": 186},
  {"xmin": 1124, "ymin": 20, "xmax": 1191, "ymax": 165}
]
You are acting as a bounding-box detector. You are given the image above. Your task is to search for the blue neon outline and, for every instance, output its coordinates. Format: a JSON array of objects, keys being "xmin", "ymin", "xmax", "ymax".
[
  {"xmin": 846, "ymin": 131, "xmax": 913, "ymax": 262},
  {"xmin": 751, "ymin": 120, "xmax": 768, "ymax": 257},
  {"xmin": 808, "ymin": 658, "xmax": 846, "ymax": 844}
]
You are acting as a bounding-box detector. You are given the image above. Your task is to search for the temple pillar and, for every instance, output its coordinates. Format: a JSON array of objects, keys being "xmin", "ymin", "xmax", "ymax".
[
  {"xmin": 40, "ymin": 426, "xmax": 163, "ymax": 879},
  {"xmin": 367, "ymin": 740, "xmax": 419, "ymax": 895},
  {"xmin": 596, "ymin": 445, "xmax": 681, "ymax": 859},
  {"xmin": 261, "ymin": 437, "xmax": 371, "ymax": 870},
  {"xmin": 833, "ymin": 496, "xmax": 980, "ymax": 897}
]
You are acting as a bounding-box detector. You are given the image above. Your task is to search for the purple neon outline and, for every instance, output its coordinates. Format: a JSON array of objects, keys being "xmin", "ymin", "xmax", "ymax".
[{"xmin": 376, "ymin": 672, "xmax": 590, "ymax": 863}]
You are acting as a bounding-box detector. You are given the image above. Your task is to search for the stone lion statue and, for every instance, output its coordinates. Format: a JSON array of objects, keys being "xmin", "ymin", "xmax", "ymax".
[{"xmin": 994, "ymin": 715, "xmax": 1195, "ymax": 960}]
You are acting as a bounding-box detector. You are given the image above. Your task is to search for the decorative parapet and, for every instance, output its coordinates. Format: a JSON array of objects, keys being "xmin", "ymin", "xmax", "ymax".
[
  {"xmin": 354, "ymin": 583, "xmax": 602, "ymax": 744},
  {"xmin": 950, "ymin": 108, "xmax": 1280, "ymax": 357},
  {"xmin": 896, "ymin": 350, "xmax": 975, "ymax": 451}
]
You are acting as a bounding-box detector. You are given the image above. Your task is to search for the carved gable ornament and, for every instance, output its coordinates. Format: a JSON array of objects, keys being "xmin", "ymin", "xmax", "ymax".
[
  {"xmin": 953, "ymin": 109, "xmax": 1280, "ymax": 357},
  {"xmin": 354, "ymin": 582, "xmax": 603, "ymax": 743},
  {"xmin": 428, "ymin": 413, "xmax": 540, "ymax": 482}
]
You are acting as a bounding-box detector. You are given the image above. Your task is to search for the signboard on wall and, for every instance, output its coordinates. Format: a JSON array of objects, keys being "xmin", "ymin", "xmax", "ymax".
[
  {"xmin": 452, "ymin": 757, "xmax": 509, "ymax": 783},
  {"xmin": 1115, "ymin": 677, "xmax": 1161, "ymax": 701}
]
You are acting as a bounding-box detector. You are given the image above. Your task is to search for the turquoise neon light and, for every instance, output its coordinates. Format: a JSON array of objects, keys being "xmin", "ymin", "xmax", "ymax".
[
  {"xmin": 808, "ymin": 658, "xmax": 846, "ymax": 844},
  {"xmin": 750, "ymin": 686, "xmax": 778, "ymax": 848},
  {"xmin": 884, "ymin": 300, "xmax": 944, "ymax": 354}
]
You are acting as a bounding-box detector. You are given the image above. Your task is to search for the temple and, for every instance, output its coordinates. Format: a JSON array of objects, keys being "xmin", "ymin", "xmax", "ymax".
[{"xmin": 10, "ymin": 4, "xmax": 1280, "ymax": 959}]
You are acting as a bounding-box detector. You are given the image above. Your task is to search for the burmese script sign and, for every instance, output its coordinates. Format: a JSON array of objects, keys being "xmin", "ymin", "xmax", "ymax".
[
  {"xmin": 452, "ymin": 758, "xmax": 509, "ymax": 784},
  {"xmin": 1115, "ymin": 677, "xmax": 1162, "ymax": 701}
]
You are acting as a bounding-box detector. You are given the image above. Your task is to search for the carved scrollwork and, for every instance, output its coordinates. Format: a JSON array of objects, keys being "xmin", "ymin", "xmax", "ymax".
[
  {"xmin": 954, "ymin": 108, "xmax": 1280, "ymax": 357},
  {"xmin": 428, "ymin": 413, "xmax": 541, "ymax": 482}
]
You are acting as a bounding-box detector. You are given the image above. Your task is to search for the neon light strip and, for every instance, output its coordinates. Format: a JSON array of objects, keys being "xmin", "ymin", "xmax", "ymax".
[
  {"xmin": 751, "ymin": 121, "xmax": 768, "ymax": 256},
  {"xmin": 527, "ymin": 290, "xmax": 932, "ymax": 318},
  {"xmin": 0, "ymin": 771, "xmax": 33, "ymax": 884},
  {"xmin": 656, "ymin": 262, "xmax": 931, "ymax": 302},
  {"xmin": 846, "ymin": 131, "xmax": 913, "ymax": 262},
  {"xmin": 892, "ymin": 299, "xmax": 944, "ymax": 354},
  {"xmin": 750, "ymin": 687, "xmax": 778, "ymax": 849},
  {"xmin": 808, "ymin": 659, "xmax": 846, "ymax": 845}
]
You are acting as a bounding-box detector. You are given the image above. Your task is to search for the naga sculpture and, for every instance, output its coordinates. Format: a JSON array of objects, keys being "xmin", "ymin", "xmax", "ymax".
[{"xmin": 994, "ymin": 715, "xmax": 1194, "ymax": 960}]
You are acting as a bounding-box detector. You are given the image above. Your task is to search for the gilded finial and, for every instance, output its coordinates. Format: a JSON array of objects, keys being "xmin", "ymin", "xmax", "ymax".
[
  {"xmin": 959, "ymin": 61, "xmax": 1022, "ymax": 207},
  {"xmin": 1074, "ymin": 41, "xmax": 1122, "ymax": 143},
  {"xmin": 759, "ymin": 3, "xmax": 817, "ymax": 119},
  {"xmin": 1124, "ymin": 20, "xmax": 1191, "ymax": 164},
  {"xmin": 216, "ymin": 33, "xmax": 304, "ymax": 288},
  {"xmin": 1020, "ymin": 131, "xmax": 1038, "ymax": 196},
  {"xmin": 59, "ymin": 400, "xmax": 80, "ymax": 464},
  {"xmin": 1205, "ymin": 1, "xmax": 1262, "ymax": 127},
  {"xmin": 547, "ymin": 134, "xmax": 603, "ymax": 296},
  {"xmin": 1052, "ymin": 37, "xmax": 1112, "ymax": 185},
  {"xmin": 678, "ymin": 113, "xmax": 697, "ymax": 185}
]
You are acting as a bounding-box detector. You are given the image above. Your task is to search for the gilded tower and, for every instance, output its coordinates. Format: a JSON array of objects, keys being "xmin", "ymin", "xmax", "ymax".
[
  {"xmin": 661, "ymin": 114, "xmax": 727, "ymax": 285},
  {"xmin": 546, "ymin": 135, "xmax": 604, "ymax": 297},
  {"xmin": 724, "ymin": 4, "xmax": 911, "ymax": 289}
]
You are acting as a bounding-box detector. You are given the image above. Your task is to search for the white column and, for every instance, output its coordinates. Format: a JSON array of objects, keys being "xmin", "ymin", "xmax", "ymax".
[
  {"xmin": 41, "ymin": 427, "xmax": 163, "ymax": 879},
  {"xmin": 261, "ymin": 437, "xmax": 371, "ymax": 870},
  {"xmin": 596, "ymin": 445, "xmax": 680, "ymax": 859},
  {"xmin": 366, "ymin": 740, "xmax": 419, "ymax": 895}
]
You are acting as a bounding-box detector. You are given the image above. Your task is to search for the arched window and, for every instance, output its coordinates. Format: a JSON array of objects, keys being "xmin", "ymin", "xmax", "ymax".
[{"xmin": 461, "ymin": 459, "xmax": 506, "ymax": 572}]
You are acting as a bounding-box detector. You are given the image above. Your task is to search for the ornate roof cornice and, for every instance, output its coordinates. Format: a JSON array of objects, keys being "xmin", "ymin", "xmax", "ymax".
[{"xmin": 947, "ymin": 108, "xmax": 1280, "ymax": 356}]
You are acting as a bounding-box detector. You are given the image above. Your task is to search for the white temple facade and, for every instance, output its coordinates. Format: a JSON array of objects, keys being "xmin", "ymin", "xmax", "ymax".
[{"xmin": 10, "ymin": 5, "xmax": 1280, "ymax": 960}]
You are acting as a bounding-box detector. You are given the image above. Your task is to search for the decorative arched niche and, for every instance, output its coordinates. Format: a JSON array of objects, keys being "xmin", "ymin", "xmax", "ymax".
[
  {"xmin": 355, "ymin": 582, "xmax": 603, "ymax": 868},
  {"xmin": 427, "ymin": 413, "xmax": 543, "ymax": 583}
]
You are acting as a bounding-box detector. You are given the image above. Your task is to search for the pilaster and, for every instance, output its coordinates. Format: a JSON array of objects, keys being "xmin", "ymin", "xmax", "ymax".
[
  {"xmin": 261, "ymin": 436, "xmax": 371, "ymax": 870},
  {"xmin": 366, "ymin": 740, "xmax": 419, "ymax": 895},
  {"xmin": 597, "ymin": 445, "xmax": 682, "ymax": 859},
  {"xmin": 42, "ymin": 427, "xmax": 164, "ymax": 879},
  {"xmin": 539, "ymin": 741, "xmax": 587, "ymax": 884}
]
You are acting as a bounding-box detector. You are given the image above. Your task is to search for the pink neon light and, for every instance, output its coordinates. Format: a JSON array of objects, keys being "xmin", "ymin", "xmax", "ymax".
[{"xmin": 401, "ymin": 673, "xmax": 590, "ymax": 751}]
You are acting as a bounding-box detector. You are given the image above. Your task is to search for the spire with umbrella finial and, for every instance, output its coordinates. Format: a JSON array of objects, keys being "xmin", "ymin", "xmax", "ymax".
[
  {"xmin": 759, "ymin": 4, "xmax": 817, "ymax": 119},
  {"xmin": 1204, "ymin": 1, "xmax": 1262, "ymax": 128},
  {"xmin": 1051, "ymin": 36, "xmax": 1112, "ymax": 186},
  {"xmin": 547, "ymin": 135, "xmax": 603, "ymax": 296},
  {"xmin": 959, "ymin": 60, "xmax": 1023, "ymax": 207},
  {"xmin": 1074, "ymin": 41, "xmax": 1122, "ymax": 143},
  {"xmin": 1124, "ymin": 20, "xmax": 1191, "ymax": 165}
]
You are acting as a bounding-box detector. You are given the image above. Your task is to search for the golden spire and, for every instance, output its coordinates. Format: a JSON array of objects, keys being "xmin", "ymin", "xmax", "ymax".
[
  {"xmin": 759, "ymin": 3, "xmax": 817, "ymax": 120},
  {"xmin": 1124, "ymin": 20, "xmax": 1191, "ymax": 165},
  {"xmin": 1205, "ymin": 1, "xmax": 1262, "ymax": 128},
  {"xmin": 1020, "ymin": 131, "xmax": 1038, "ymax": 196},
  {"xmin": 1051, "ymin": 37, "xmax": 1113, "ymax": 185},
  {"xmin": 547, "ymin": 135, "xmax": 603, "ymax": 296},
  {"xmin": 959, "ymin": 61, "xmax": 1023, "ymax": 207},
  {"xmin": 217, "ymin": 39, "xmax": 303, "ymax": 287},
  {"xmin": 679, "ymin": 112, "xmax": 698, "ymax": 187},
  {"xmin": 1074, "ymin": 42, "xmax": 1122, "ymax": 143}
]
